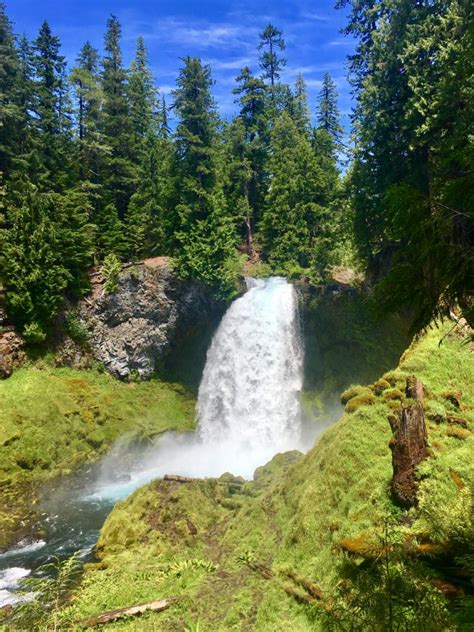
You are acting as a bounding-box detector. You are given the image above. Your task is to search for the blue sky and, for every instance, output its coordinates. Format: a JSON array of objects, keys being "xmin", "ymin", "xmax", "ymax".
[{"xmin": 6, "ymin": 0, "xmax": 356, "ymax": 131}]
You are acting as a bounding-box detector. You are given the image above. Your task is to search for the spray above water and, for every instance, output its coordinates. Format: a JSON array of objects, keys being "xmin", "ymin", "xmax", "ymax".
[{"xmin": 93, "ymin": 276, "xmax": 304, "ymax": 496}]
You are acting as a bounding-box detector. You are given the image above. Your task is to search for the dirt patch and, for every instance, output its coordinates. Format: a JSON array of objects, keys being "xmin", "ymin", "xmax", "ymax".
[{"xmin": 143, "ymin": 256, "xmax": 171, "ymax": 269}]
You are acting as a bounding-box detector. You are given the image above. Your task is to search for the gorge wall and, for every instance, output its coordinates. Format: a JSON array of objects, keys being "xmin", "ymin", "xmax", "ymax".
[{"xmin": 61, "ymin": 259, "xmax": 225, "ymax": 383}]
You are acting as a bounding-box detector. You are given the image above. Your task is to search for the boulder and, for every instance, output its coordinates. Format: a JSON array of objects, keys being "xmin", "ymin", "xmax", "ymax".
[{"xmin": 0, "ymin": 329, "xmax": 26, "ymax": 379}]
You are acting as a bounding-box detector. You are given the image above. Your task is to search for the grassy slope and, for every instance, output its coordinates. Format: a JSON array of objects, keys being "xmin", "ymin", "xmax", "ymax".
[
  {"xmin": 0, "ymin": 367, "xmax": 195, "ymax": 549},
  {"xmin": 19, "ymin": 323, "xmax": 474, "ymax": 630}
]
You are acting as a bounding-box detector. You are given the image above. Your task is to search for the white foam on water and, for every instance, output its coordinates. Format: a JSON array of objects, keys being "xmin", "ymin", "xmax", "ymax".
[{"xmin": 0, "ymin": 567, "xmax": 30, "ymax": 607}]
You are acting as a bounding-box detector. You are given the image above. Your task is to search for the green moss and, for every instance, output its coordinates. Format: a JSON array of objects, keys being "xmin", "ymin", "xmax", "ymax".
[
  {"xmin": 371, "ymin": 377, "xmax": 391, "ymax": 395},
  {"xmin": 0, "ymin": 367, "xmax": 195, "ymax": 548},
  {"xmin": 24, "ymin": 321, "xmax": 474, "ymax": 630},
  {"xmin": 382, "ymin": 388, "xmax": 405, "ymax": 402},
  {"xmin": 344, "ymin": 391, "xmax": 376, "ymax": 412},
  {"xmin": 340, "ymin": 384, "xmax": 369, "ymax": 405}
]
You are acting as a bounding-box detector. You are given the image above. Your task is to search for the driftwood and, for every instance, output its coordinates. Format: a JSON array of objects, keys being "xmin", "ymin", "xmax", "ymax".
[
  {"xmin": 389, "ymin": 377, "xmax": 428, "ymax": 508},
  {"xmin": 163, "ymin": 474, "xmax": 195, "ymax": 483},
  {"xmin": 80, "ymin": 598, "xmax": 173, "ymax": 627}
]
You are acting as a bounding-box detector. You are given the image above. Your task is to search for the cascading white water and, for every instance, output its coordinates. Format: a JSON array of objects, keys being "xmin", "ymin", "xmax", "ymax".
[
  {"xmin": 90, "ymin": 276, "xmax": 305, "ymax": 492},
  {"xmin": 197, "ymin": 276, "xmax": 303, "ymax": 452}
]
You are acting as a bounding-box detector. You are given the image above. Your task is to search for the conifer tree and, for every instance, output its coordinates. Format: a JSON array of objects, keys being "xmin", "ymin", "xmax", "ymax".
[
  {"xmin": 158, "ymin": 94, "xmax": 171, "ymax": 138},
  {"xmin": 70, "ymin": 42, "xmax": 105, "ymax": 184},
  {"xmin": 258, "ymin": 24, "xmax": 286, "ymax": 89},
  {"xmin": 125, "ymin": 133, "xmax": 172, "ymax": 260},
  {"xmin": 31, "ymin": 21, "xmax": 72, "ymax": 189},
  {"xmin": 128, "ymin": 36, "xmax": 158, "ymax": 149},
  {"xmin": 339, "ymin": 0, "xmax": 473, "ymax": 329},
  {"xmin": 0, "ymin": 2, "xmax": 22, "ymax": 189},
  {"xmin": 293, "ymin": 73, "xmax": 311, "ymax": 135},
  {"xmin": 1, "ymin": 183, "xmax": 94, "ymax": 341},
  {"xmin": 233, "ymin": 66, "xmax": 268, "ymax": 230},
  {"xmin": 101, "ymin": 15, "xmax": 134, "ymax": 223},
  {"xmin": 172, "ymin": 57, "xmax": 237, "ymax": 296},
  {"xmin": 263, "ymin": 112, "xmax": 332, "ymax": 277},
  {"xmin": 223, "ymin": 117, "xmax": 254, "ymax": 255},
  {"xmin": 258, "ymin": 23, "xmax": 288, "ymax": 123},
  {"xmin": 316, "ymin": 73, "xmax": 342, "ymax": 155}
]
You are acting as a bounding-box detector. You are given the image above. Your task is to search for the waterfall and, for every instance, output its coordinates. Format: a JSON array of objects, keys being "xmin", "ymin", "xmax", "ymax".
[
  {"xmin": 91, "ymin": 276, "xmax": 305, "ymax": 491},
  {"xmin": 197, "ymin": 276, "xmax": 303, "ymax": 456}
]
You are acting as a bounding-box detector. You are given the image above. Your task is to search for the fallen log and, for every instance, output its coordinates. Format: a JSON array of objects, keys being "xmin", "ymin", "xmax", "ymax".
[
  {"xmin": 163, "ymin": 474, "xmax": 196, "ymax": 483},
  {"xmin": 80, "ymin": 597, "xmax": 173, "ymax": 627}
]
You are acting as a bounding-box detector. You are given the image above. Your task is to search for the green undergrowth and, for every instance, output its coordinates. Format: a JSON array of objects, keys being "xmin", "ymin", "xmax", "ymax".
[
  {"xmin": 0, "ymin": 367, "xmax": 195, "ymax": 549},
  {"xmin": 12, "ymin": 321, "xmax": 474, "ymax": 630}
]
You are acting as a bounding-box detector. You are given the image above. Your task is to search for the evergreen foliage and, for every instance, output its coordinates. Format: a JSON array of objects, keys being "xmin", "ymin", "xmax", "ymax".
[
  {"xmin": 172, "ymin": 57, "xmax": 238, "ymax": 296},
  {"xmin": 0, "ymin": 2, "xmax": 467, "ymax": 340},
  {"xmin": 0, "ymin": 183, "xmax": 94, "ymax": 340},
  {"xmin": 339, "ymin": 0, "xmax": 474, "ymax": 329}
]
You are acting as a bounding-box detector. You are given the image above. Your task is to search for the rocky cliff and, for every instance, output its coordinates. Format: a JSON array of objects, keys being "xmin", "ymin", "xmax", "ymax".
[{"xmin": 74, "ymin": 259, "xmax": 224, "ymax": 381}]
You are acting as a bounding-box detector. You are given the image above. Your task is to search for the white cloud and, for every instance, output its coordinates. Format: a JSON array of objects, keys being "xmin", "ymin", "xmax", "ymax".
[
  {"xmin": 300, "ymin": 11, "xmax": 329, "ymax": 22},
  {"xmin": 328, "ymin": 38, "xmax": 353, "ymax": 47},
  {"xmin": 204, "ymin": 57, "xmax": 253, "ymax": 71}
]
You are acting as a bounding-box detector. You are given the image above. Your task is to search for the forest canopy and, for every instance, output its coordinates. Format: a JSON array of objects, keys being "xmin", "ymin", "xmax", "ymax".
[{"xmin": 0, "ymin": 0, "xmax": 472, "ymax": 341}]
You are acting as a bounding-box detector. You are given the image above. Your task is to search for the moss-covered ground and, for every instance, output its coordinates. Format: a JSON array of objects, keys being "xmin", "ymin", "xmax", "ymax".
[
  {"xmin": 41, "ymin": 321, "xmax": 473, "ymax": 631},
  {"xmin": 0, "ymin": 367, "xmax": 195, "ymax": 549}
]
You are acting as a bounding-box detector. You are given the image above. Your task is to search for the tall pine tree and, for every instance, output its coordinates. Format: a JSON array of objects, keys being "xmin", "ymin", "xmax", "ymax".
[
  {"xmin": 31, "ymin": 21, "xmax": 72, "ymax": 190},
  {"xmin": 172, "ymin": 57, "xmax": 237, "ymax": 296}
]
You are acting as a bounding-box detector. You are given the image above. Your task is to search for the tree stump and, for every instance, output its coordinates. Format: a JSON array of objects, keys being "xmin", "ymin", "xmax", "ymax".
[{"xmin": 389, "ymin": 377, "xmax": 428, "ymax": 508}]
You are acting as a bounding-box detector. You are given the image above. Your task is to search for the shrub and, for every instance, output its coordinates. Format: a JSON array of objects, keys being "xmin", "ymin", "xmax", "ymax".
[
  {"xmin": 101, "ymin": 253, "xmax": 122, "ymax": 295},
  {"xmin": 64, "ymin": 311, "xmax": 89, "ymax": 346},
  {"xmin": 23, "ymin": 322, "xmax": 47, "ymax": 345}
]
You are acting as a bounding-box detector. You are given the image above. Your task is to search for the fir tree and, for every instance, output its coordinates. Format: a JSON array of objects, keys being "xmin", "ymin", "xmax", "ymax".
[
  {"xmin": 172, "ymin": 57, "xmax": 238, "ymax": 296},
  {"xmin": 0, "ymin": 2, "xmax": 21, "ymax": 189},
  {"xmin": 1, "ymin": 182, "xmax": 94, "ymax": 341},
  {"xmin": 293, "ymin": 73, "xmax": 311, "ymax": 135},
  {"xmin": 158, "ymin": 94, "xmax": 171, "ymax": 139},
  {"xmin": 128, "ymin": 36, "xmax": 158, "ymax": 148},
  {"xmin": 263, "ymin": 112, "xmax": 331, "ymax": 277},
  {"xmin": 316, "ymin": 73, "xmax": 342, "ymax": 154},
  {"xmin": 339, "ymin": 0, "xmax": 474, "ymax": 329},
  {"xmin": 223, "ymin": 117, "xmax": 254, "ymax": 255},
  {"xmin": 232, "ymin": 66, "xmax": 268, "ymax": 230},
  {"xmin": 125, "ymin": 133, "xmax": 172, "ymax": 260},
  {"xmin": 70, "ymin": 42, "xmax": 105, "ymax": 184},
  {"xmin": 31, "ymin": 21, "xmax": 72, "ymax": 189},
  {"xmin": 173, "ymin": 56, "xmax": 217, "ymax": 218},
  {"xmin": 101, "ymin": 14, "xmax": 134, "ymax": 223},
  {"xmin": 258, "ymin": 24, "xmax": 286, "ymax": 89}
]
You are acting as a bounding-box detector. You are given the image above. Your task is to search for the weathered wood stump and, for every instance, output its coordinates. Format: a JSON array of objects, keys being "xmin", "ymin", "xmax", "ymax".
[{"xmin": 389, "ymin": 377, "xmax": 428, "ymax": 508}]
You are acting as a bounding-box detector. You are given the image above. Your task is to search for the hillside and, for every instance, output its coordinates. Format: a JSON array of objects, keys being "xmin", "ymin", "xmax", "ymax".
[{"xmin": 42, "ymin": 321, "xmax": 473, "ymax": 631}]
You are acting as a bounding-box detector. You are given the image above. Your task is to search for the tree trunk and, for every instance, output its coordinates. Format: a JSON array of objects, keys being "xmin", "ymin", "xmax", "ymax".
[{"xmin": 389, "ymin": 378, "xmax": 428, "ymax": 508}]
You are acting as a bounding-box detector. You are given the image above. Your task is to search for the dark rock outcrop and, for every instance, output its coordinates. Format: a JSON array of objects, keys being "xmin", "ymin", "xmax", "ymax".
[
  {"xmin": 388, "ymin": 377, "xmax": 428, "ymax": 508},
  {"xmin": 76, "ymin": 260, "xmax": 223, "ymax": 380}
]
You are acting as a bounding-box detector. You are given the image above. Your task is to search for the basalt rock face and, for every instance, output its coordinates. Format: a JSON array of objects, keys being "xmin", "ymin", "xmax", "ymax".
[{"xmin": 78, "ymin": 262, "xmax": 224, "ymax": 381}]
